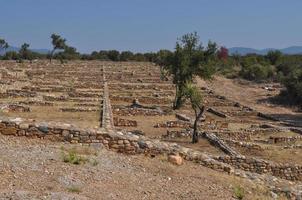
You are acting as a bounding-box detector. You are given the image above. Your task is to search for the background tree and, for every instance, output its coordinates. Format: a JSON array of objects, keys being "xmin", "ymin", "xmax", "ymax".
[
  {"xmin": 19, "ymin": 43, "xmax": 33, "ymax": 61},
  {"xmin": 266, "ymin": 50, "xmax": 282, "ymax": 65},
  {"xmin": 161, "ymin": 32, "xmax": 217, "ymax": 109},
  {"xmin": 0, "ymin": 38, "xmax": 9, "ymax": 54},
  {"xmin": 120, "ymin": 51, "xmax": 134, "ymax": 61},
  {"xmin": 55, "ymin": 46, "xmax": 80, "ymax": 63},
  {"xmin": 184, "ymin": 83, "xmax": 205, "ymax": 143},
  {"xmin": 107, "ymin": 50, "xmax": 120, "ymax": 61},
  {"xmin": 218, "ymin": 46, "xmax": 229, "ymax": 61},
  {"xmin": 50, "ymin": 34, "xmax": 66, "ymax": 62}
]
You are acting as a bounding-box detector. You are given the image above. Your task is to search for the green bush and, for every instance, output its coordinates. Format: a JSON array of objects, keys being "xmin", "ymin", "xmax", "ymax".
[
  {"xmin": 240, "ymin": 63, "xmax": 274, "ymax": 81},
  {"xmin": 282, "ymin": 67, "xmax": 302, "ymax": 103},
  {"xmin": 62, "ymin": 149, "xmax": 86, "ymax": 165},
  {"xmin": 233, "ymin": 186, "xmax": 245, "ymax": 199}
]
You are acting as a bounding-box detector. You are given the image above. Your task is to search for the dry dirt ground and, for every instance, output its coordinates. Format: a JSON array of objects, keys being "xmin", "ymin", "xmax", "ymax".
[
  {"xmin": 198, "ymin": 76, "xmax": 302, "ymax": 126},
  {"xmin": 0, "ymin": 134, "xmax": 275, "ymax": 200}
]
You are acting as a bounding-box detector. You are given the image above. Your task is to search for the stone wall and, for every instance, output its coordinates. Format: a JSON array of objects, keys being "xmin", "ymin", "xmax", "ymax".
[
  {"xmin": 215, "ymin": 155, "xmax": 302, "ymax": 181},
  {"xmin": 60, "ymin": 107, "xmax": 99, "ymax": 112},
  {"xmin": 154, "ymin": 120, "xmax": 191, "ymax": 128},
  {"xmin": 113, "ymin": 117, "xmax": 137, "ymax": 127},
  {"xmin": 269, "ymin": 136, "xmax": 302, "ymax": 144},
  {"xmin": 224, "ymin": 139, "xmax": 264, "ymax": 150},
  {"xmin": 102, "ymin": 82, "xmax": 114, "ymax": 130},
  {"xmin": 203, "ymin": 132, "xmax": 241, "ymax": 157},
  {"xmin": 113, "ymin": 107, "xmax": 164, "ymax": 116},
  {"xmin": 1, "ymin": 104, "xmax": 30, "ymax": 112},
  {"xmin": 110, "ymin": 96, "xmax": 171, "ymax": 104},
  {"xmin": 162, "ymin": 129, "xmax": 192, "ymax": 139}
]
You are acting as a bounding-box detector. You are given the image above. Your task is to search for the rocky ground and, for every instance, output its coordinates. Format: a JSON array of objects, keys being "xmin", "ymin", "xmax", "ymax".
[
  {"xmin": 0, "ymin": 134, "xmax": 276, "ymax": 200},
  {"xmin": 198, "ymin": 76, "xmax": 302, "ymax": 126}
]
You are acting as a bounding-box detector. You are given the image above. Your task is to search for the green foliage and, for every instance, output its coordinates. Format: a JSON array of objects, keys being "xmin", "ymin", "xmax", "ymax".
[
  {"xmin": 266, "ymin": 50, "xmax": 282, "ymax": 65},
  {"xmin": 233, "ymin": 186, "xmax": 245, "ymax": 200},
  {"xmin": 240, "ymin": 63, "xmax": 274, "ymax": 81},
  {"xmin": 67, "ymin": 186, "xmax": 81, "ymax": 193},
  {"xmin": 50, "ymin": 33, "xmax": 66, "ymax": 61},
  {"xmin": 183, "ymin": 83, "xmax": 205, "ymax": 143},
  {"xmin": 238, "ymin": 55, "xmax": 274, "ymax": 81},
  {"xmin": 160, "ymin": 32, "xmax": 217, "ymax": 109},
  {"xmin": 19, "ymin": 43, "xmax": 34, "ymax": 61},
  {"xmin": 2, "ymin": 51, "xmax": 20, "ymax": 60},
  {"xmin": 0, "ymin": 38, "xmax": 9, "ymax": 51},
  {"xmin": 55, "ymin": 46, "xmax": 80, "ymax": 62},
  {"xmin": 107, "ymin": 50, "xmax": 120, "ymax": 61},
  {"xmin": 62, "ymin": 149, "xmax": 86, "ymax": 165},
  {"xmin": 281, "ymin": 67, "xmax": 302, "ymax": 103},
  {"xmin": 120, "ymin": 51, "xmax": 134, "ymax": 61},
  {"xmin": 184, "ymin": 83, "xmax": 203, "ymax": 110}
]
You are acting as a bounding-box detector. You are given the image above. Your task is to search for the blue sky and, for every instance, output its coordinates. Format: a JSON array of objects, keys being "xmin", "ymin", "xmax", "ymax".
[{"xmin": 1, "ymin": 0, "xmax": 301, "ymax": 53}]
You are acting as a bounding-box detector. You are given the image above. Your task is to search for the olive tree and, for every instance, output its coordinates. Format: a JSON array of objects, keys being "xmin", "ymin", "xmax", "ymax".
[
  {"xmin": 161, "ymin": 32, "xmax": 217, "ymax": 109},
  {"xmin": 184, "ymin": 84, "xmax": 205, "ymax": 143},
  {"xmin": 50, "ymin": 33, "xmax": 66, "ymax": 63}
]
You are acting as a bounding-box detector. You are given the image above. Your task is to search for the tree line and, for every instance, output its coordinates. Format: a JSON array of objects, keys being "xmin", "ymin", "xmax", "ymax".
[{"xmin": 0, "ymin": 34, "xmax": 166, "ymax": 63}]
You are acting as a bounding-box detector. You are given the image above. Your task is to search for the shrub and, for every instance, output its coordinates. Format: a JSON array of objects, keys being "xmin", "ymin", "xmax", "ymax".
[
  {"xmin": 282, "ymin": 67, "xmax": 302, "ymax": 104},
  {"xmin": 233, "ymin": 186, "xmax": 245, "ymax": 199},
  {"xmin": 240, "ymin": 63, "xmax": 274, "ymax": 81},
  {"xmin": 62, "ymin": 149, "xmax": 86, "ymax": 165},
  {"xmin": 67, "ymin": 185, "xmax": 81, "ymax": 193}
]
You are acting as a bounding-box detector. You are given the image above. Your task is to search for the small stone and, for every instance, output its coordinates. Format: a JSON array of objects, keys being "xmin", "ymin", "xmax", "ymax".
[
  {"xmin": 270, "ymin": 191, "xmax": 278, "ymax": 199},
  {"xmin": 19, "ymin": 123, "xmax": 29, "ymax": 129},
  {"xmin": 168, "ymin": 154, "xmax": 183, "ymax": 165}
]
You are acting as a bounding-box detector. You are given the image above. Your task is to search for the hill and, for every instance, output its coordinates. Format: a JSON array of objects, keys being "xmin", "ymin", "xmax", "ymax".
[{"xmin": 228, "ymin": 46, "xmax": 302, "ymax": 55}]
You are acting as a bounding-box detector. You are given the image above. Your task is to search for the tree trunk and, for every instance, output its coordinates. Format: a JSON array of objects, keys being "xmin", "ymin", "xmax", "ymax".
[
  {"xmin": 192, "ymin": 119, "xmax": 199, "ymax": 143},
  {"xmin": 173, "ymin": 85, "xmax": 181, "ymax": 110},
  {"xmin": 192, "ymin": 106, "xmax": 205, "ymax": 144},
  {"xmin": 49, "ymin": 49, "xmax": 55, "ymax": 63}
]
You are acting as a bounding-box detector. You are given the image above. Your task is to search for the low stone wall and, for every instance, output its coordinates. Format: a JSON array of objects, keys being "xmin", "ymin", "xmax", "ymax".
[
  {"xmin": 215, "ymin": 155, "xmax": 302, "ymax": 181},
  {"xmin": 162, "ymin": 129, "xmax": 192, "ymax": 139},
  {"xmin": 113, "ymin": 107, "xmax": 164, "ymax": 116},
  {"xmin": 154, "ymin": 121, "xmax": 191, "ymax": 128},
  {"xmin": 68, "ymin": 92, "xmax": 102, "ymax": 98},
  {"xmin": 207, "ymin": 107, "xmax": 227, "ymax": 118},
  {"xmin": 1, "ymin": 105, "xmax": 30, "ymax": 112},
  {"xmin": 284, "ymin": 145, "xmax": 302, "ymax": 149},
  {"xmin": 18, "ymin": 101, "xmax": 55, "ymax": 106},
  {"xmin": 113, "ymin": 117, "xmax": 137, "ymax": 127},
  {"xmin": 0, "ymin": 116, "xmax": 231, "ymax": 172},
  {"xmin": 111, "ymin": 96, "xmax": 171, "ymax": 104},
  {"xmin": 22, "ymin": 86, "xmax": 74, "ymax": 93},
  {"xmin": 224, "ymin": 139, "xmax": 264, "ymax": 150},
  {"xmin": 0, "ymin": 116, "xmax": 138, "ymax": 154},
  {"xmin": 43, "ymin": 95, "xmax": 69, "ymax": 101},
  {"xmin": 203, "ymin": 132, "xmax": 241, "ymax": 157},
  {"xmin": 109, "ymin": 83, "xmax": 174, "ymax": 91},
  {"xmin": 214, "ymin": 130, "xmax": 252, "ymax": 141},
  {"xmin": 0, "ymin": 90, "xmax": 37, "ymax": 98},
  {"xmin": 269, "ymin": 136, "xmax": 302, "ymax": 144},
  {"xmin": 60, "ymin": 107, "xmax": 99, "ymax": 112},
  {"xmin": 102, "ymin": 82, "xmax": 114, "ymax": 129}
]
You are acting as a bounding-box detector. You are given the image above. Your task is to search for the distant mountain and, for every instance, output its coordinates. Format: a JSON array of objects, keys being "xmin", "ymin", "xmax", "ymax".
[
  {"xmin": 228, "ymin": 46, "xmax": 302, "ymax": 55},
  {"xmin": 0, "ymin": 46, "xmax": 50, "ymax": 55}
]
